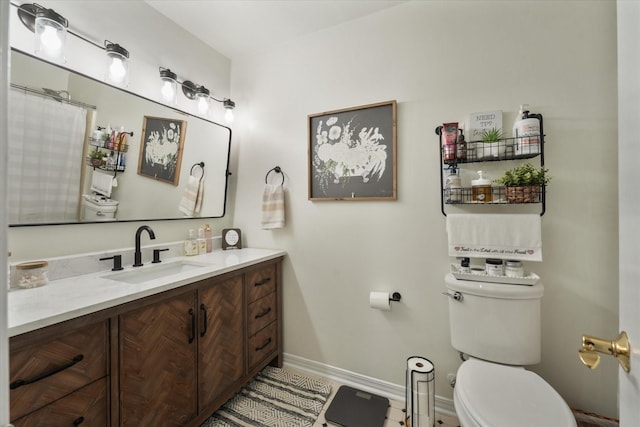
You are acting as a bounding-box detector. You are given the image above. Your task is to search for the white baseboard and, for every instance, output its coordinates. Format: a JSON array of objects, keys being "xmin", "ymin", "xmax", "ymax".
[{"xmin": 282, "ymin": 353, "xmax": 457, "ymax": 418}]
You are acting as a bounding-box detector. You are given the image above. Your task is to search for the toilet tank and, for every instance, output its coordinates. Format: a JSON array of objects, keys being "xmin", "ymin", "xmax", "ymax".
[{"xmin": 445, "ymin": 273, "xmax": 544, "ymax": 365}]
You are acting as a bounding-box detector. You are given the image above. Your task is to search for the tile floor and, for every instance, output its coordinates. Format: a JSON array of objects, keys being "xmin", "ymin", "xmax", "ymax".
[{"xmin": 284, "ymin": 367, "xmax": 460, "ymax": 427}]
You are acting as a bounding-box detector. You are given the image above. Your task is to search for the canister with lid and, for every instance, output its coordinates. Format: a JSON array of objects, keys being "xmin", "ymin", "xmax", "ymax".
[
  {"xmin": 15, "ymin": 261, "xmax": 49, "ymax": 288},
  {"xmin": 485, "ymin": 258, "xmax": 504, "ymax": 276},
  {"xmin": 505, "ymin": 260, "xmax": 524, "ymax": 277},
  {"xmin": 472, "ymin": 171, "xmax": 492, "ymax": 202}
]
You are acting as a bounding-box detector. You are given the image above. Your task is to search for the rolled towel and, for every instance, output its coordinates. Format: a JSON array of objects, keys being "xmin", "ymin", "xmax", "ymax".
[{"xmin": 261, "ymin": 184, "xmax": 285, "ymax": 229}]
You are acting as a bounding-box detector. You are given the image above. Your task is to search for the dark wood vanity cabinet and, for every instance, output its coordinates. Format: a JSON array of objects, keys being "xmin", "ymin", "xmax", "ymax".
[
  {"xmin": 117, "ymin": 258, "xmax": 282, "ymax": 427},
  {"xmin": 8, "ymin": 257, "xmax": 282, "ymax": 427}
]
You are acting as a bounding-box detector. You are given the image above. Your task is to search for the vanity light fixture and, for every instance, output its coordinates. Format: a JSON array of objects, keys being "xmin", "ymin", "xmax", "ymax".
[
  {"xmin": 223, "ymin": 98, "xmax": 235, "ymax": 123},
  {"xmin": 18, "ymin": 3, "xmax": 68, "ymax": 63},
  {"xmin": 104, "ymin": 41, "xmax": 130, "ymax": 87},
  {"xmin": 195, "ymin": 85, "xmax": 211, "ymax": 115},
  {"xmin": 15, "ymin": 2, "xmax": 131, "ymax": 85},
  {"xmin": 167, "ymin": 72, "xmax": 236, "ymax": 121},
  {"xmin": 159, "ymin": 68, "xmax": 178, "ymax": 106}
]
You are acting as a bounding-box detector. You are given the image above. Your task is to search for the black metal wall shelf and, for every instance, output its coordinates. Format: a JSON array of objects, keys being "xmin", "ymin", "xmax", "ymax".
[{"xmin": 436, "ymin": 113, "xmax": 546, "ymax": 216}]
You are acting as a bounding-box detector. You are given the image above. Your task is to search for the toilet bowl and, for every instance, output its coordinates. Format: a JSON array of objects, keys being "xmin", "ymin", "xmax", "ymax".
[
  {"xmin": 453, "ymin": 358, "xmax": 576, "ymax": 427},
  {"xmin": 445, "ymin": 274, "xmax": 576, "ymax": 427}
]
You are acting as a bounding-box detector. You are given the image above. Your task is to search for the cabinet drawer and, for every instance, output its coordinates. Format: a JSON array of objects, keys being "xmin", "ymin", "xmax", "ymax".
[
  {"xmin": 248, "ymin": 322, "xmax": 277, "ymax": 370},
  {"xmin": 247, "ymin": 292, "xmax": 277, "ymax": 336},
  {"xmin": 246, "ymin": 264, "xmax": 276, "ymax": 303},
  {"xmin": 10, "ymin": 321, "xmax": 108, "ymax": 420},
  {"xmin": 12, "ymin": 378, "xmax": 108, "ymax": 427}
]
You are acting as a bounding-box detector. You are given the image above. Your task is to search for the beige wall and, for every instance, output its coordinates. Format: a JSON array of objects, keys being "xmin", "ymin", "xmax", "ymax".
[{"xmin": 231, "ymin": 1, "xmax": 619, "ymax": 417}]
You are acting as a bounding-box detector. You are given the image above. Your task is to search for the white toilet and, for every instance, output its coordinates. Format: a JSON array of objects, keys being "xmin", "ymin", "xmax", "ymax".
[
  {"xmin": 445, "ymin": 274, "xmax": 577, "ymax": 427},
  {"xmin": 82, "ymin": 170, "xmax": 119, "ymax": 221}
]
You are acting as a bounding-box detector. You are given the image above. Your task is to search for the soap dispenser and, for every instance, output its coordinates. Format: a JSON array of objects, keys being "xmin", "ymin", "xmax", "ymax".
[
  {"xmin": 184, "ymin": 229, "xmax": 198, "ymax": 256},
  {"xmin": 471, "ymin": 170, "xmax": 492, "ymax": 202}
]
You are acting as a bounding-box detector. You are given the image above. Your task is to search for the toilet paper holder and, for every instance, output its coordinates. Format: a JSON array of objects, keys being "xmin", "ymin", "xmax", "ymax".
[{"xmin": 390, "ymin": 292, "xmax": 402, "ymax": 302}]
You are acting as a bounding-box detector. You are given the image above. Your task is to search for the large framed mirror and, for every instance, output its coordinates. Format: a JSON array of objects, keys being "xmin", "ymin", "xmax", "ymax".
[{"xmin": 8, "ymin": 49, "xmax": 231, "ymax": 227}]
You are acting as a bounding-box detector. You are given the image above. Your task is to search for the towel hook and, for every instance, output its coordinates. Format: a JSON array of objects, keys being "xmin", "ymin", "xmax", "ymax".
[
  {"xmin": 265, "ymin": 166, "xmax": 285, "ymax": 185},
  {"xmin": 190, "ymin": 162, "xmax": 205, "ymax": 183}
]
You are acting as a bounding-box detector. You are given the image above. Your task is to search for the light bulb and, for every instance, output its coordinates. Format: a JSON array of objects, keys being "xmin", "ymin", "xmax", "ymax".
[
  {"xmin": 40, "ymin": 25, "xmax": 62, "ymax": 53},
  {"xmin": 104, "ymin": 42, "xmax": 129, "ymax": 87},
  {"xmin": 109, "ymin": 58, "xmax": 127, "ymax": 83},
  {"xmin": 225, "ymin": 108, "xmax": 235, "ymax": 123},
  {"xmin": 161, "ymin": 81, "xmax": 176, "ymax": 102},
  {"xmin": 197, "ymin": 96, "xmax": 209, "ymax": 114}
]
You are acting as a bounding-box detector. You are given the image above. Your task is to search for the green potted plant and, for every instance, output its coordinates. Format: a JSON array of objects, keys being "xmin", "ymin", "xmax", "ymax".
[
  {"xmin": 478, "ymin": 127, "xmax": 504, "ymax": 159},
  {"xmin": 495, "ymin": 162, "xmax": 551, "ymax": 203},
  {"xmin": 88, "ymin": 147, "xmax": 105, "ymax": 167}
]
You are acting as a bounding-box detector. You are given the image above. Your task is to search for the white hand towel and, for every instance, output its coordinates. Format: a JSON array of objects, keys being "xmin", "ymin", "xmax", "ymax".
[
  {"xmin": 446, "ymin": 213, "xmax": 542, "ymax": 261},
  {"xmin": 90, "ymin": 170, "xmax": 114, "ymax": 198},
  {"xmin": 261, "ymin": 184, "xmax": 285, "ymax": 229},
  {"xmin": 178, "ymin": 175, "xmax": 201, "ymax": 217}
]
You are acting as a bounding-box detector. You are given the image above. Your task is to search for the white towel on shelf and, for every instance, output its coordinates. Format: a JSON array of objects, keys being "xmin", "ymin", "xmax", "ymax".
[
  {"xmin": 261, "ymin": 184, "xmax": 285, "ymax": 229},
  {"xmin": 90, "ymin": 170, "xmax": 114, "ymax": 198},
  {"xmin": 178, "ymin": 175, "xmax": 202, "ymax": 217},
  {"xmin": 446, "ymin": 213, "xmax": 542, "ymax": 261}
]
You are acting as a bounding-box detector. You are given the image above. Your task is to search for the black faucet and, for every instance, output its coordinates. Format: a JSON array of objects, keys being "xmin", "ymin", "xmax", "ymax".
[{"xmin": 133, "ymin": 225, "xmax": 156, "ymax": 267}]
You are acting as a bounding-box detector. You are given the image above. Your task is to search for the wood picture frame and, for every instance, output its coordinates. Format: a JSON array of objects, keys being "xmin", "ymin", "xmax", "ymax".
[
  {"xmin": 137, "ymin": 116, "xmax": 187, "ymax": 186},
  {"xmin": 308, "ymin": 100, "xmax": 397, "ymax": 201}
]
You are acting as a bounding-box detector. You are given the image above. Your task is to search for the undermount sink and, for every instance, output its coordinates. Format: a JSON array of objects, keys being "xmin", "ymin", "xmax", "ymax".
[{"xmin": 103, "ymin": 260, "xmax": 211, "ymax": 284}]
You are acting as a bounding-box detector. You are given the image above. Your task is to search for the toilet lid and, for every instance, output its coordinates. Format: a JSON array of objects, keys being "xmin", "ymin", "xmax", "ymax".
[{"xmin": 455, "ymin": 359, "xmax": 576, "ymax": 427}]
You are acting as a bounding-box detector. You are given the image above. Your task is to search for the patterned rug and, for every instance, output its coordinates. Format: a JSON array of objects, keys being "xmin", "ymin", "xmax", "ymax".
[{"xmin": 201, "ymin": 366, "xmax": 332, "ymax": 427}]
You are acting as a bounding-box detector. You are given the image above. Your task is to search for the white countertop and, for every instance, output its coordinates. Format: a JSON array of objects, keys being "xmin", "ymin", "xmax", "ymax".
[{"xmin": 8, "ymin": 248, "xmax": 286, "ymax": 337}]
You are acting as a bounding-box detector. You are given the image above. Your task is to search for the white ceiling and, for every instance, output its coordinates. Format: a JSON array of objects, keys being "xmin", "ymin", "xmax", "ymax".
[{"xmin": 145, "ymin": 0, "xmax": 408, "ymax": 59}]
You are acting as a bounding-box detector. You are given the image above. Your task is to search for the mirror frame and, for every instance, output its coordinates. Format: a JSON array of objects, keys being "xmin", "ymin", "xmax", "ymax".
[{"xmin": 9, "ymin": 48, "xmax": 232, "ymax": 227}]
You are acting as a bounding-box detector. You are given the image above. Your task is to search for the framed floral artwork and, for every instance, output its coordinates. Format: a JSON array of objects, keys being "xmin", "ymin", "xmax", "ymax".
[
  {"xmin": 137, "ymin": 116, "xmax": 187, "ymax": 185},
  {"xmin": 308, "ymin": 100, "xmax": 397, "ymax": 201}
]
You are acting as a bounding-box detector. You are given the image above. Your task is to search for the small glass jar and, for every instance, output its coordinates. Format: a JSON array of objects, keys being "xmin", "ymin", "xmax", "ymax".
[
  {"xmin": 505, "ymin": 260, "xmax": 524, "ymax": 277},
  {"xmin": 15, "ymin": 261, "xmax": 49, "ymax": 289},
  {"xmin": 485, "ymin": 258, "xmax": 504, "ymax": 276},
  {"xmin": 459, "ymin": 257, "xmax": 471, "ymax": 273}
]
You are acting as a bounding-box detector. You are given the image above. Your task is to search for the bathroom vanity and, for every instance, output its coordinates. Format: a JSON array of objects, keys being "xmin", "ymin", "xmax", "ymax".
[{"xmin": 7, "ymin": 248, "xmax": 284, "ymax": 427}]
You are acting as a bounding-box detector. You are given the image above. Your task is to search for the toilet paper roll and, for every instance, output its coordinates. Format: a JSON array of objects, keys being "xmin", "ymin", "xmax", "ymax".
[
  {"xmin": 369, "ymin": 291, "xmax": 391, "ymax": 311},
  {"xmin": 406, "ymin": 356, "xmax": 435, "ymax": 427}
]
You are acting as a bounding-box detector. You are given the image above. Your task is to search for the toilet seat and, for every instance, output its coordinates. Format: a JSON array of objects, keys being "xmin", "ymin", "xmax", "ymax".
[{"xmin": 454, "ymin": 358, "xmax": 576, "ymax": 427}]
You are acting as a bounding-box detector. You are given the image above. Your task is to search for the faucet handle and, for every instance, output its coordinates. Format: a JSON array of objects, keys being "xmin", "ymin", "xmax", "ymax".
[
  {"xmin": 100, "ymin": 254, "xmax": 123, "ymax": 271},
  {"xmin": 152, "ymin": 248, "xmax": 170, "ymax": 264}
]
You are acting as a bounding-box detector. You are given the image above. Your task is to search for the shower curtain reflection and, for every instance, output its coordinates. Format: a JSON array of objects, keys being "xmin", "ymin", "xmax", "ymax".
[{"xmin": 8, "ymin": 89, "xmax": 87, "ymax": 223}]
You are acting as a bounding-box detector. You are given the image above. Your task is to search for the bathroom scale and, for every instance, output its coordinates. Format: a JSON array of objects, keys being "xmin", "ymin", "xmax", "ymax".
[{"xmin": 324, "ymin": 385, "xmax": 389, "ymax": 427}]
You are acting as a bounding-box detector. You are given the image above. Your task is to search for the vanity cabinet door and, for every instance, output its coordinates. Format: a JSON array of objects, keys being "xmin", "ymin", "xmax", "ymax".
[
  {"xmin": 118, "ymin": 290, "xmax": 197, "ymax": 427},
  {"xmin": 197, "ymin": 273, "xmax": 244, "ymax": 411}
]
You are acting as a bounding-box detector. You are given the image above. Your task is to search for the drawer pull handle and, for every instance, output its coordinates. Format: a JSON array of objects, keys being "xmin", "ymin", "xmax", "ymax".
[
  {"xmin": 255, "ymin": 307, "xmax": 272, "ymax": 319},
  {"xmin": 188, "ymin": 308, "xmax": 196, "ymax": 344},
  {"xmin": 200, "ymin": 303, "xmax": 208, "ymax": 337},
  {"xmin": 73, "ymin": 416, "xmax": 85, "ymax": 426},
  {"xmin": 10, "ymin": 354, "xmax": 84, "ymax": 389},
  {"xmin": 254, "ymin": 277, "xmax": 271, "ymax": 287},
  {"xmin": 255, "ymin": 337, "xmax": 272, "ymax": 352}
]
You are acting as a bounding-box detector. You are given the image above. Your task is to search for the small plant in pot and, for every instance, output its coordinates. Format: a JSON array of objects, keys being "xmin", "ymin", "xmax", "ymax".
[
  {"xmin": 479, "ymin": 127, "xmax": 504, "ymax": 158},
  {"xmin": 495, "ymin": 162, "xmax": 551, "ymax": 203},
  {"xmin": 88, "ymin": 147, "xmax": 105, "ymax": 167}
]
